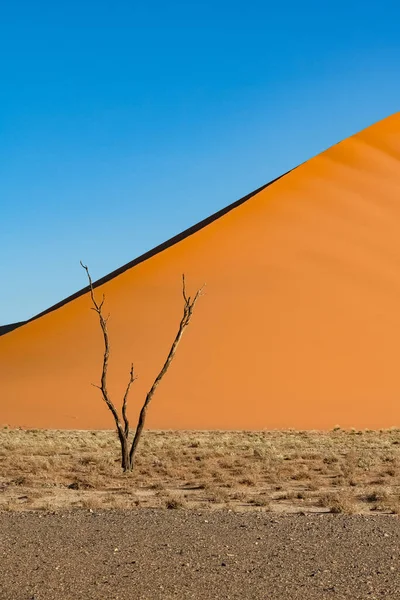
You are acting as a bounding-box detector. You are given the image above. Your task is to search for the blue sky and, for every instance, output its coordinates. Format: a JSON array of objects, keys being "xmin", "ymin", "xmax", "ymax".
[{"xmin": 1, "ymin": 1, "xmax": 400, "ymax": 324}]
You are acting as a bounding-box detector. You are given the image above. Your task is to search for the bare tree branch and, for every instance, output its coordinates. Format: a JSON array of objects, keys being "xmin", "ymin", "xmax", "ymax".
[
  {"xmin": 122, "ymin": 364, "xmax": 135, "ymax": 438},
  {"xmin": 81, "ymin": 261, "xmax": 203, "ymax": 472},
  {"xmin": 81, "ymin": 262, "xmax": 129, "ymax": 468},
  {"xmin": 129, "ymin": 275, "xmax": 204, "ymax": 466}
]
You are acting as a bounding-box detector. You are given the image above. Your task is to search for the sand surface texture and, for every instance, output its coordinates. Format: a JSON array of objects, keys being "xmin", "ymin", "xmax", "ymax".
[
  {"xmin": 1, "ymin": 113, "xmax": 400, "ymax": 429},
  {"xmin": 1, "ymin": 510, "xmax": 399, "ymax": 599}
]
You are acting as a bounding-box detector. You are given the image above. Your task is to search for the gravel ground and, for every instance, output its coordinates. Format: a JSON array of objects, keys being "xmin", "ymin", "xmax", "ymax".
[{"xmin": 0, "ymin": 510, "xmax": 399, "ymax": 599}]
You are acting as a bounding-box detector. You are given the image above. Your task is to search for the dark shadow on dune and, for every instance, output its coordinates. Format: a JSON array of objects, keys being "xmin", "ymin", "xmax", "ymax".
[
  {"xmin": 0, "ymin": 169, "xmax": 294, "ymax": 338},
  {"xmin": 0, "ymin": 322, "xmax": 26, "ymax": 336}
]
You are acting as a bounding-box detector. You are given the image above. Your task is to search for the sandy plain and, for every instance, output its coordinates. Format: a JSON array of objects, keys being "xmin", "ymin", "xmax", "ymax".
[
  {"xmin": 1, "ymin": 428, "xmax": 400, "ymax": 599},
  {"xmin": 1, "ymin": 510, "xmax": 400, "ymax": 599}
]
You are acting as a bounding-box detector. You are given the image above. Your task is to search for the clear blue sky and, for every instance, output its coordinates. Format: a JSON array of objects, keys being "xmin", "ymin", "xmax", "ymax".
[{"xmin": 1, "ymin": 1, "xmax": 400, "ymax": 324}]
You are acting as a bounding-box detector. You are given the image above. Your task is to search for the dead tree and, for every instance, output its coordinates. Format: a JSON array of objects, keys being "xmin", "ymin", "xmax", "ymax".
[{"xmin": 80, "ymin": 262, "xmax": 202, "ymax": 472}]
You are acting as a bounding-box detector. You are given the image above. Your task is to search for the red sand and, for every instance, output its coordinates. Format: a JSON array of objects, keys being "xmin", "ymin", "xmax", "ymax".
[{"xmin": 1, "ymin": 113, "xmax": 400, "ymax": 430}]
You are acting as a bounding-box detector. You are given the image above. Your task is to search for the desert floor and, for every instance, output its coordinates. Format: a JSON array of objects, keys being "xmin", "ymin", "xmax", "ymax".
[
  {"xmin": 1, "ymin": 428, "xmax": 400, "ymax": 513},
  {"xmin": 1, "ymin": 510, "xmax": 400, "ymax": 599},
  {"xmin": 1, "ymin": 429, "xmax": 400, "ymax": 599}
]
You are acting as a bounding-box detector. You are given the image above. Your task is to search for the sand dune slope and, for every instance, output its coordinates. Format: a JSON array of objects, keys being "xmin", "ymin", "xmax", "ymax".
[{"xmin": 1, "ymin": 113, "xmax": 400, "ymax": 429}]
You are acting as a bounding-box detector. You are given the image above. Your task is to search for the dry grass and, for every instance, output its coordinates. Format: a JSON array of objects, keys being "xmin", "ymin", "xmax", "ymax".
[{"xmin": 1, "ymin": 427, "xmax": 400, "ymax": 513}]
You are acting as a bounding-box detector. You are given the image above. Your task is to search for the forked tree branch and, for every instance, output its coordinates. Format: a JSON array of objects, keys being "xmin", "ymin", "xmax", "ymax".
[
  {"xmin": 81, "ymin": 262, "xmax": 203, "ymax": 471},
  {"xmin": 80, "ymin": 262, "xmax": 127, "ymax": 455},
  {"xmin": 129, "ymin": 275, "xmax": 204, "ymax": 464}
]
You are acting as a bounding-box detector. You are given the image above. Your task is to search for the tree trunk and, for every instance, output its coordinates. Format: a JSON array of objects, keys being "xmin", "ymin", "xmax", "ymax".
[
  {"xmin": 119, "ymin": 432, "xmax": 130, "ymax": 472},
  {"xmin": 129, "ymin": 404, "xmax": 148, "ymax": 469}
]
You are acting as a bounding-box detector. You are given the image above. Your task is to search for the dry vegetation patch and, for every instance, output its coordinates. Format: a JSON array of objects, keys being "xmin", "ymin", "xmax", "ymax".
[{"xmin": 1, "ymin": 427, "xmax": 400, "ymax": 513}]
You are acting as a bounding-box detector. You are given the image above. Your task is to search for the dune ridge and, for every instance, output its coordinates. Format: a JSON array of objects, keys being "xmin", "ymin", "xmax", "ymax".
[{"xmin": 1, "ymin": 113, "xmax": 400, "ymax": 429}]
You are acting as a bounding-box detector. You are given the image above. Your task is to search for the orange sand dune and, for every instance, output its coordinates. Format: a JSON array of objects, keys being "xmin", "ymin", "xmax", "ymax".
[{"xmin": 2, "ymin": 113, "xmax": 400, "ymax": 430}]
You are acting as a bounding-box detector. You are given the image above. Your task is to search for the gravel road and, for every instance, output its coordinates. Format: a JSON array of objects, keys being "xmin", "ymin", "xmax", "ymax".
[{"xmin": 1, "ymin": 510, "xmax": 399, "ymax": 599}]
